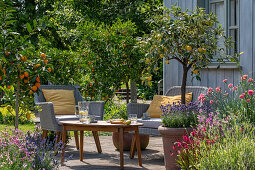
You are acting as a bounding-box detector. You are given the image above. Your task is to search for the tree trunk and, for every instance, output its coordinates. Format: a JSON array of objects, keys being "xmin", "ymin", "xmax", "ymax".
[
  {"xmin": 130, "ymin": 80, "xmax": 137, "ymax": 103},
  {"xmin": 15, "ymin": 76, "xmax": 20, "ymax": 129},
  {"xmin": 181, "ymin": 66, "xmax": 188, "ymax": 104},
  {"xmin": 126, "ymin": 82, "xmax": 129, "ymax": 103}
]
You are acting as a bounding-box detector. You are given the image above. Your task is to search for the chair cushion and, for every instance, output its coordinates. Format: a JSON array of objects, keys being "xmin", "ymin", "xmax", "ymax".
[
  {"xmin": 146, "ymin": 93, "xmax": 192, "ymax": 118},
  {"xmin": 42, "ymin": 89, "xmax": 76, "ymax": 115},
  {"xmin": 137, "ymin": 118, "xmax": 162, "ymax": 129},
  {"xmin": 56, "ymin": 115, "xmax": 79, "ymax": 121}
]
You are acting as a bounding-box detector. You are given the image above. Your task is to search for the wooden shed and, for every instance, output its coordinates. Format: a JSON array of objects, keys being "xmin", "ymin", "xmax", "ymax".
[{"xmin": 163, "ymin": 0, "xmax": 253, "ymax": 94}]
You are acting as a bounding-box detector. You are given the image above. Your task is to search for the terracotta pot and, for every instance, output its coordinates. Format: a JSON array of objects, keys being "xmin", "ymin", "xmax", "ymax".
[
  {"xmin": 158, "ymin": 126, "xmax": 193, "ymax": 170},
  {"xmin": 112, "ymin": 132, "xmax": 149, "ymax": 151}
]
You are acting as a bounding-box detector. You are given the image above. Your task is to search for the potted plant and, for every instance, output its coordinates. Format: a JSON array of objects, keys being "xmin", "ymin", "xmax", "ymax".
[{"xmin": 158, "ymin": 101, "xmax": 206, "ymax": 170}]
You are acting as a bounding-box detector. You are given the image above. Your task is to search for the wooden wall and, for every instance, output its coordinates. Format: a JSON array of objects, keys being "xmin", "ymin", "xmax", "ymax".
[{"xmin": 163, "ymin": 0, "xmax": 244, "ymax": 94}]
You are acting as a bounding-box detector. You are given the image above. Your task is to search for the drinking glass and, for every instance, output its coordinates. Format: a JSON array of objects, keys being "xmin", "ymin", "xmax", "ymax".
[
  {"xmin": 128, "ymin": 114, "xmax": 137, "ymax": 124},
  {"xmin": 80, "ymin": 114, "xmax": 90, "ymax": 124},
  {"xmin": 78, "ymin": 101, "xmax": 89, "ymax": 123}
]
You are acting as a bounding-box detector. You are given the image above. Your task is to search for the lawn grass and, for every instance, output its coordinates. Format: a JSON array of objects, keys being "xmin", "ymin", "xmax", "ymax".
[{"xmin": 0, "ymin": 123, "xmax": 36, "ymax": 132}]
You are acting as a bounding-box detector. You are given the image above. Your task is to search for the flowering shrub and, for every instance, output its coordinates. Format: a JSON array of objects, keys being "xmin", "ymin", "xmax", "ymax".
[
  {"xmin": 0, "ymin": 126, "xmax": 61, "ymax": 169},
  {"xmin": 175, "ymin": 112, "xmax": 255, "ymax": 169},
  {"xmin": 174, "ymin": 112, "xmax": 225, "ymax": 169},
  {"xmin": 160, "ymin": 102, "xmax": 208, "ymax": 128},
  {"xmin": 199, "ymin": 75, "xmax": 255, "ymax": 123}
]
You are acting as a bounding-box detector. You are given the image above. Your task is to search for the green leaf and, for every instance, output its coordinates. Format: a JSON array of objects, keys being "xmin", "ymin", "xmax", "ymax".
[
  {"xmin": 33, "ymin": 19, "xmax": 37, "ymax": 28},
  {"xmin": 26, "ymin": 23, "xmax": 32, "ymax": 33}
]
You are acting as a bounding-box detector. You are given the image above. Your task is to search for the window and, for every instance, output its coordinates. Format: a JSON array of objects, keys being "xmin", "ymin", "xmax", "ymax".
[{"xmin": 206, "ymin": 0, "xmax": 239, "ymax": 55}]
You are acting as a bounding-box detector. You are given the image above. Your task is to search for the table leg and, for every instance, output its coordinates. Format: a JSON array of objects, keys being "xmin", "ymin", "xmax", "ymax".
[
  {"xmin": 118, "ymin": 128, "xmax": 124, "ymax": 170},
  {"xmin": 135, "ymin": 127, "xmax": 142, "ymax": 166},
  {"xmin": 80, "ymin": 130, "xmax": 84, "ymax": 161},
  {"xmin": 92, "ymin": 131, "xmax": 102, "ymax": 153},
  {"xmin": 61, "ymin": 126, "xmax": 67, "ymax": 163},
  {"xmin": 74, "ymin": 131, "xmax": 79, "ymax": 150},
  {"xmin": 130, "ymin": 134, "xmax": 136, "ymax": 159}
]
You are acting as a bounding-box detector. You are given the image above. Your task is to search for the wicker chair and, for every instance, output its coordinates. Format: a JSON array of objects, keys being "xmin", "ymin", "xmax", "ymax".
[
  {"xmin": 35, "ymin": 85, "xmax": 105, "ymax": 148},
  {"xmin": 127, "ymin": 86, "xmax": 208, "ymax": 136}
]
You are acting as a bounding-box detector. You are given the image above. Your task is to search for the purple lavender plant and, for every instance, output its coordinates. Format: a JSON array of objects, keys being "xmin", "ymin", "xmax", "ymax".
[
  {"xmin": 160, "ymin": 101, "xmax": 209, "ymax": 128},
  {"xmin": 0, "ymin": 126, "xmax": 62, "ymax": 169}
]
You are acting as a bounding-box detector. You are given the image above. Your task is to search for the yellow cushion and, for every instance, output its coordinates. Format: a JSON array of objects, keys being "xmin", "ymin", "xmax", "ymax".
[
  {"xmin": 147, "ymin": 93, "xmax": 192, "ymax": 118},
  {"xmin": 42, "ymin": 89, "xmax": 76, "ymax": 115}
]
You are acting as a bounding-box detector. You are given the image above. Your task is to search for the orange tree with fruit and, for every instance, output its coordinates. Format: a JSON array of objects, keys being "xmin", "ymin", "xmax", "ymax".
[
  {"xmin": 79, "ymin": 19, "xmax": 145, "ymax": 103},
  {"xmin": 0, "ymin": 3, "xmax": 51, "ymax": 129},
  {"xmin": 142, "ymin": 6, "xmax": 232, "ymax": 104}
]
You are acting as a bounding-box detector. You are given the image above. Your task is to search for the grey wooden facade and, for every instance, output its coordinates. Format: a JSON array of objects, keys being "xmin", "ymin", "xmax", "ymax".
[{"xmin": 163, "ymin": 0, "xmax": 253, "ymax": 94}]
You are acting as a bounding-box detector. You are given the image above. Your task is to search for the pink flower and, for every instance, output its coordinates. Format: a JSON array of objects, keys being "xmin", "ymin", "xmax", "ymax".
[
  {"xmin": 247, "ymin": 99, "xmax": 250, "ymax": 102},
  {"xmin": 216, "ymin": 87, "xmax": 221, "ymax": 92},
  {"xmin": 198, "ymin": 94, "xmax": 205, "ymax": 103},
  {"xmin": 242, "ymin": 93, "xmax": 246, "ymax": 96},
  {"xmin": 172, "ymin": 145, "xmax": 176, "ymax": 150},
  {"xmin": 248, "ymin": 90, "xmax": 254, "ymax": 95},
  {"xmin": 248, "ymin": 78, "xmax": 253, "ymax": 82},
  {"xmin": 223, "ymin": 79, "xmax": 228, "ymax": 83},
  {"xmin": 233, "ymin": 87, "xmax": 238, "ymax": 91},
  {"xmin": 228, "ymin": 84, "xmax": 233, "ymax": 88},
  {"xmin": 224, "ymin": 93, "xmax": 229, "ymax": 95},
  {"xmin": 210, "ymin": 100, "xmax": 213, "ymax": 104},
  {"xmin": 177, "ymin": 142, "xmax": 182, "ymax": 147},
  {"xmin": 183, "ymin": 135, "xmax": 188, "ymax": 142},
  {"xmin": 170, "ymin": 152, "xmax": 174, "ymax": 157},
  {"xmin": 207, "ymin": 87, "xmax": 213, "ymax": 95},
  {"xmin": 241, "ymin": 75, "xmax": 248, "ymax": 80},
  {"xmin": 239, "ymin": 95, "xmax": 244, "ymax": 99}
]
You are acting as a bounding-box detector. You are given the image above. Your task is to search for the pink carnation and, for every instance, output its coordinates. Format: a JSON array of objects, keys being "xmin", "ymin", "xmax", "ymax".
[
  {"xmin": 198, "ymin": 94, "xmax": 205, "ymax": 103},
  {"xmin": 248, "ymin": 90, "xmax": 254, "ymax": 95},
  {"xmin": 247, "ymin": 99, "xmax": 250, "ymax": 102},
  {"xmin": 223, "ymin": 79, "xmax": 228, "ymax": 83},
  {"xmin": 248, "ymin": 78, "xmax": 253, "ymax": 82},
  {"xmin": 241, "ymin": 75, "xmax": 248, "ymax": 80},
  {"xmin": 228, "ymin": 84, "xmax": 233, "ymax": 88},
  {"xmin": 215, "ymin": 87, "xmax": 221, "ymax": 92},
  {"xmin": 210, "ymin": 100, "xmax": 213, "ymax": 104},
  {"xmin": 239, "ymin": 95, "xmax": 244, "ymax": 99},
  {"xmin": 233, "ymin": 86, "xmax": 238, "ymax": 91}
]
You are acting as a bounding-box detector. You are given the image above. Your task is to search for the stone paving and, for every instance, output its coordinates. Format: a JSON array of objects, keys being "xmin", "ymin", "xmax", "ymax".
[{"xmin": 60, "ymin": 135, "xmax": 165, "ymax": 170}]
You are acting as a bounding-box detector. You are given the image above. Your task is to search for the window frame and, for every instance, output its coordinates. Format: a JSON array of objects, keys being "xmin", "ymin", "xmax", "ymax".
[{"xmin": 205, "ymin": 0, "xmax": 240, "ymax": 56}]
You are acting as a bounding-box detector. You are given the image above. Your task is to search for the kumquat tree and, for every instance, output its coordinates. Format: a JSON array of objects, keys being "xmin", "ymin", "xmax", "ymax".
[{"xmin": 0, "ymin": 2, "xmax": 51, "ymax": 129}]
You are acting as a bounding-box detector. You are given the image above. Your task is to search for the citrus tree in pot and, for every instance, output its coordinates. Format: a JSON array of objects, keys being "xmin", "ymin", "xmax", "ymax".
[{"xmin": 141, "ymin": 5, "xmax": 231, "ymax": 170}]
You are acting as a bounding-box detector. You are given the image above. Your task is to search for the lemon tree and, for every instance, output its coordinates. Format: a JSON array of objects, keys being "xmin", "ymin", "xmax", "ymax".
[
  {"xmin": 0, "ymin": 2, "xmax": 51, "ymax": 129},
  {"xmin": 142, "ymin": 6, "xmax": 232, "ymax": 104}
]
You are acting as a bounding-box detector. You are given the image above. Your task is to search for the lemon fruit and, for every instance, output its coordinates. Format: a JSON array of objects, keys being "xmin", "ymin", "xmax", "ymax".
[{"xmin": 125, "ymin": 120, "xmax": 131, "ymax": 125}]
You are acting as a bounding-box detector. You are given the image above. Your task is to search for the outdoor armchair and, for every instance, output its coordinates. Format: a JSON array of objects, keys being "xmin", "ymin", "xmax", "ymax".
[
  {"xmin": 127, "ymin": 86, "xmax": 208, "ymax": 136},
  {"xmin": 35, "ymin": 85, "xmax": 105, "ymax": 146}
]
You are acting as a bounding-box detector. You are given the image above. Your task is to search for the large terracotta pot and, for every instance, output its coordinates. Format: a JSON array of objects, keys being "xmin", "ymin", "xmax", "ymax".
[
  {"xmin": 158, "ymin": 126, "xmax": 193, "ymax": 170},
  {"xmin": 112, "ymin": 132, "xmax": 149, "ymax": 151}
]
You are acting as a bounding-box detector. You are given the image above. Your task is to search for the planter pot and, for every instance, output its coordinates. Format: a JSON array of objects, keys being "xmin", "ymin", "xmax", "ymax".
[
  {"xmin": 112, "ymin": 132, "xmax": 149, "ymax": 151},
  {"xmin": 158, "ymin": 126, "xmax": 193, "ymax": 170}
]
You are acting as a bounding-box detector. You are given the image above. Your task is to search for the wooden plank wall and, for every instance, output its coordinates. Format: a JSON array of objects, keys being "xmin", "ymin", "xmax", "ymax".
[{"xmin": 163, "ymin": 0, "xmax": 245, "ymax": 95}]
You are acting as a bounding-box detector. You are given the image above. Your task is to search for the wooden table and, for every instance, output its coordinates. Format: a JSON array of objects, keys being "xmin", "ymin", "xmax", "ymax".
[{"xmin": 59, "ymin": 121, "xmax": 144, "ymax": 169}]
